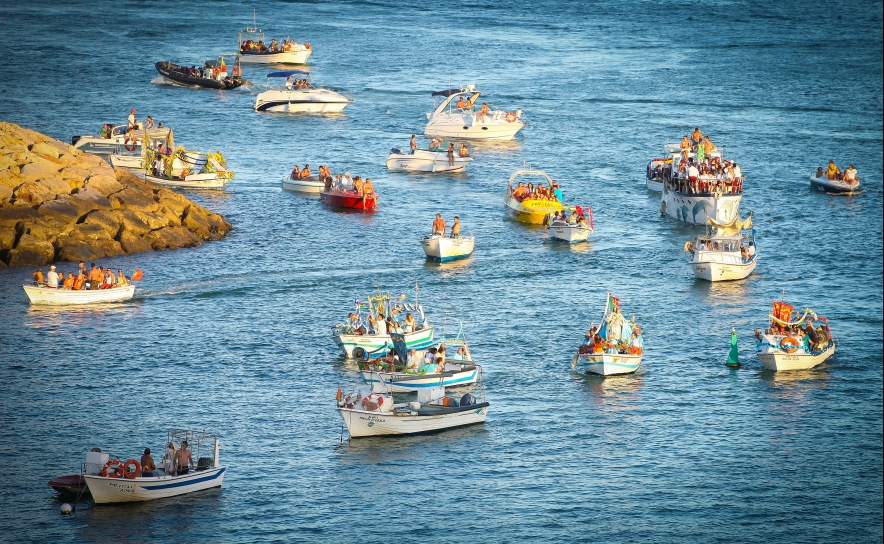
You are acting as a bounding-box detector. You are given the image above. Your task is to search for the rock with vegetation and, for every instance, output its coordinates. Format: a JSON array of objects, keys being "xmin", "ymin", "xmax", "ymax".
[{"xmin": 0, "ymin": 122, "xmax": 232, "ymax": 266}]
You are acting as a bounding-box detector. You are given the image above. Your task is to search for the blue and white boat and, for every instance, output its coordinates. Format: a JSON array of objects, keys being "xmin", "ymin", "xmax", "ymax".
[
  {"xmin": 254, "ymin": 71, "xmax": 351, "ymax": 113},
  {"xmin": 82, "ymin": 429, "xmax": 225, "ymax": 504},
  {"xmin": 574, "ymin": 293, "xmax": 644, "ymax": 376}
]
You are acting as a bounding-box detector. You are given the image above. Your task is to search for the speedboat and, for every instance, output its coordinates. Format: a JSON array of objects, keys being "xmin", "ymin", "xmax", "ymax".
[
  {"xmin": 254, "ymin": 71, "xmax": 351, "ymax": 113},
  {"xmin": 357, "ymin": 331, "xmax": 479, "ymax": 393},
  {"xmin": 659, "ymin": 143, "xmax": 743, "ymax": 224},
  {"xmin": 684, "ymin": 213, "xmax": 757, "ymax": 281},
  {"xmin": 548, "ymin": 207, "xmax": 593, "ymax": 243},
  {"xmin": 386, "ymin": 142, "xmax": 473, "ymax": 173},
  {"xmin": 424, "ymin": 84, "xmax": 524, "ymax": 140},
  {"xmin": 81, "ymin": 430, "xmax": 225, "ymax": 504},
  {"xmin": 503, "ymin": 167, "xmax": 563, "ymax": 224},
  {"xmin": 421, "ymin": 233, "xmax": 474, "ymax": 261},
  {"xmin": 237, "ymin": 15, "xmax": 311, "ymax": 65},
  {"xmin": 281, "ymin": 175, "xmax": 325, "ymax": 193},
  {"xmin": 155, "ymin": 57, "xmax": 245, "ymax": 90},
  {"xmin": 809, "ymin": 171, "xmax": 860, "ymax": 194},
  {"xmin": 573, "ymin": 293, "xmax": 644, "ymax": 376},
  {"xmin": 320, "ymin": 188, "xmax": 377, "ymax": 210},
  {"xmin": 755, "ymin": 299, "xmax": 836, "ymax": 371},
  {"xmin": 23, "ymin": 283, "xmax": 136, "ymax": 305},
  {"xmin": 72, "ymin": 123, "xmax": 171, "ymax": 155},
  {"xmin": 332, "ymin": 288, "xmax": 435, "ymax": 358}
]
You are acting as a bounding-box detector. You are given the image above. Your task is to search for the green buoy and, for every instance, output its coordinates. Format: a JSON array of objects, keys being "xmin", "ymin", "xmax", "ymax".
[{"xmin": 726, "ymin": 328, "xmax": 741, "ymax": 368}]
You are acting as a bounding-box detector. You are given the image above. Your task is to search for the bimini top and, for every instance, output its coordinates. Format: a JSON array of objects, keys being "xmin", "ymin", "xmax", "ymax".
[
  {"xmin": 267, "ymin": 70, "xmax": 310, "ymax": 78},
  {"xmin": 431, "ymin": 84, "xmax": 477, "ymax": 97}
]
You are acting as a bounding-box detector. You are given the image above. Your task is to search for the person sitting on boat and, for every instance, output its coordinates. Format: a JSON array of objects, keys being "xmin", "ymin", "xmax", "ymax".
[
  {"xmin": 100, "ymin": 269, "xmax": 115, "ymax": 289},
  {"xmin": 843, "ymin": 165, "xmax": 858, "ymax": 183},
  {"xmin": 141, "ymin": 448, "xmax": 156, "ymax": 478},
  {"xmin": 740, "ymin": 245, "xmax": 750, "ymax": 262},
  {"xmin": 459, "ymin": 143, "xmax": 470, "ymax": 157},
  {"xmin": 352, "ymin": 176, "xmax": 364, "ymax": 194},
  {"xmin": 423, "ymin": 347, "xmax": 438, "ymax": 365},
  {"xmin": 270, "ymin": 38, "xmax": 279, "ymax": 51},
  {"xmin": 100, "ymin": 124, "xmax": 111, "ymax": 139},
  {"xmin": 406, "ymin": 349, "xmax": 422, "ymax": 372},
  {"xmin": 591, "ymin": 333, "xmax": 605, "ymax": 353},
  {"xmin": 363, "ymin": 178, "xmax": 375, "ymax": 197},
  {"xmin": 456, "ymin": 96, "xmax": 467, "ymax": 109},
  {"xmin": 116, "ymin": 270, "xmax": 128, "ymax": 287},
  {"xmin": 176, "ymin": 441, "xmax": 194, "ymax": 474},
  {"xmin": 342, "ymin": 172, "xmax": 353, "ymax": 190},
  {"xmin": 629, "ymin": 329, "xmax": 643, "ymax": 355},
  {"xmin": 567, "ymin": 211, "xmax": 578, "ymax": 225},
  {"xmin": 375, "ymin": 314, "xmax": 388, "ymax": 335},
  {"xmin": 577, "ymin": 214, "xmax": 589, "ymax": 228},
  {"xmin": 429, "ymin": 138, "xmax": 443, "ymax": 151},
  {"xmin": 477, "ymin": 102, "xmax": 490, "ymax": 122},
  {"xmin": 419, "ymin": 359, "xmax": 440, "ymax": 375},
  {"xmin": 432, "ymin": 213, "xmax": 446, "ymax": 236},
  {"xmin": 410, "ymin": 134, "xmax": 418, "ymax": 154},
  {"xmin": 290, "ymin": 165, "xmax": 300, "ymax": 180},
  {"xmin": 680, "ymin": 135, "xmax": 691, "ymax": 155},
  {"xmin": 437, "ymin": 344, "xmax": 447, "ymax": 363},
  {"xmin": 403, "ymin": 312, "xmax": 416, "ymax": 332},
  {"xmin": 300, "ymin": 164, "xmax": 311, "ymax": 179},
  {"xmin": 145, "ymin": 116, "xmax": 154, "ymax": 129},
  {"xmin": 285, "ymin": 77, "xmax": 294, "ymax": 90},
  {"xmin": 512, "ymin": 182, "xmax": 527, "ymax": 201},
  {"xmin": 814, "ymin": 166, "xmax": 824, "ymax": 178},
  {"xmin": 62, "ymin": 272, "xmax": 75, "ymax": 289},
  {"xmin": 31, "ymin": 269, "xmax": 44, "ymax": 286},
  {"xmin": 451, "ymin": 216, "xmax": 462, "ymax": 238}
]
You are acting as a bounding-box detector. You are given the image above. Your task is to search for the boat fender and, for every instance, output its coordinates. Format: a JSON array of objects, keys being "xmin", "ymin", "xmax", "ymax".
[
  {"xmin": 101, "ymin": 459, "xmax": 122, "ymax": 478},
  {"xmin": 779, "ymin": 336, "xmax": 800, "ymax": 354},
  {"xmin": 460, "ymin": 393, "xmax": 476, "ymax": 406},
  {"xmin": 122, "ymin": 459, "xmax": 141, "ymax": 479},
  {"xmin": 505, "ymin": 111, "xmax": 517, "ymax": 123},
  {"xmin": 352, "ymin": 347, "xmax": 366, "ymax": 360},
  {"xmin": 408, "ymin": 401, "xmax": 421, "ymax": 410},
  {"xmin": 660, "ymin": 201, "xmax": 666, "ymax": 214}
]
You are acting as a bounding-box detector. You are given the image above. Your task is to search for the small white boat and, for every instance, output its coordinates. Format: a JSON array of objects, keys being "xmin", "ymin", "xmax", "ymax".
[
  {"xmin": 332, "ymin": 288, "xmax": 436, "ymax": 357},
  {"xmin": 424, "ymin": 84, "xmax": 524, "ymax": 140},
  {"xmin": 281, "ymin": 175, "xmax": 325, "ymax": 193},
  {"xmin": 809, "ymin": 173, "xmax": 860, "ymax": 194},
  {"xmin": 83, "ymin": 430, "xmax": 225, "ymax": 504},
  {"xmin": 574, "ymin": 293, "xmax": 644, "ymax": 376},
  {"xmin": 548, "ymin": 208, "xmax": 593, "ymax": 243},
  {"xmin": 385, "ymin": 145, "xmax": 473, "ymax": 173},
  {"xmin": 336, "ymin": 383, "xmax": 488, "ymax": 438},
  {"xmin": 685, "ymin": 213, "xmax": 757, "ymax": 281},
  {"xmin": 141, "ymin": 143, "xmax": 232, "ymax": 189},
  {"xmin": 755, "ymin": 299, "xmax": 836, "ymax": 371},
  {"xmin": 23, "ymin": 284, "xmax": 136, "ymax": 305},
  {"xmin": 254, "ymin": 71, "xmax": 351, "ymax": 113},
  {"xmin": 72, "ymin": 124, "xmax": 172, "ymax": 155},
  {"xmin": 421, "ymin": 234, "xmax": 474, "ymax": 261},
  {"xmin": 237, "ymin": 17, "xmax": 311, "ymax": 65},
  {"xmin": 142, "ymin": 172, "xmax": 228, "ymax": 189}
]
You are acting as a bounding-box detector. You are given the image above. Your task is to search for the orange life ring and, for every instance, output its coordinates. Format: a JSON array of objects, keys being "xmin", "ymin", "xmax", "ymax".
[
  {"xmin": 122, "ymin": 459, "xmax": 141, "ymax": 479},
  {"xmin": 505, "ymin": 111, "xmax": 517, "ymax": 123},
  {"xmin": 102, "ymin": 459, "xmax": 122, "ymax": 478},
  {"xmin": 779, "ymin": 336, "xmax": 800, "ymax": 354},
  {"xmin": 124, "ymin": 137, "xmax": 137, "ymax": 152}
]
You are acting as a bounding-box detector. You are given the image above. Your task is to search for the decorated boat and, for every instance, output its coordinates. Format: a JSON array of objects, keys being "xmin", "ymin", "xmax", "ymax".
[
  {"xmin": 82, "ymin": 430, "xmax": 225, "ymax": 504},
  {"xmin": 332, "ymin": 285, "xmax": 435, "ymax": 358},
  {"xmin": 385, "ymin": 143, "xmax": 473, "ymax": 173},
  {"xmin": 424, "ymin": 84, "xmax": 524, "ymax": 140},
  {"xmin": 658, "ymin": 143, "xmax": 743, "ymax": 224},
  {"xmin": 24, "ymin": 284, "xmax": 136, "ymax": 305},
  {"xmin": 684, "ymin": 213, "xmax": 757, "ymax": 281},
  {"xmin": 237, "ymin": 14, "xmax": 311, "ymax": 65},
  {"xmin": 573, "ymin": 293, "xmax": 644, "ymax": 376},
  {"xmin": 504, "ymin": 167, "xmax": 564, "ymax": 224},
  {"xmin": 281, "ymin": 175, "xmax": 325, "ymax": 193},
  {"xmin": 254, "ymin": 71, "xmax": 351, "ymax": 113},
  {"xmin": 155, "ymin": 57, "xmax": 244, "ymax": 90},
  {"xmin": 319, "ymin": 188, "xmax": 377, "ymax": 210},
  {"xmin": 358, "ymin": 330, "xmax": 479, "ymax": 393},
  {"xmin": 421, "ymin": 233, "xmax": 474, "ymax": 261},
  {"xmin": 336, "ymin": 380, "xmax": 488, "ymax": 438},
  {"xmin": 548, "ymin": 206, "xmax": 593, "ymax": 243},
  {"xmin": 71, "ymin": 123, "xmax": 171, "ymax": 155},
  {"xmin": 755, "ymin": 298, "xmax": 836, "ymax": 371},
  {"xmin": 809, "ymin": 172, "xmax": 860, "ymax": 194},
  {"xmin": 140, "ymin": 133, "xmax": 233, "ymax": 189}
]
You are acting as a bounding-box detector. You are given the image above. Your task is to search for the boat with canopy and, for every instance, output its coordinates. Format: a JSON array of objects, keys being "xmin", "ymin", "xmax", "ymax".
[
  {"xmin": 755, "ymin": 297, "xmax": 836, "ymax": 371},
  {"xmin": 684, "ymin": 212, "xmax": 757, "ymax": 281},
  {"xmin": 504, "ymin": 167, "xmax": 564, "ymax": 224},
  {"xmin": 237, "ymin": 13, "xmax": 311, "ymax": 65},
  {"xmin": 254, "ymin": 71, "xmax": 351, "ymax": 113},
  {"xmin": 424, "ymin": 84, "xmax": 524, "ymax": 140},
  {"xmin": 573, "ymin": 293, "xmax": 644, "ymax": 376},
  {"xmin": 155, "ymin": 56, "xmax": 245, "ymax": 90}
]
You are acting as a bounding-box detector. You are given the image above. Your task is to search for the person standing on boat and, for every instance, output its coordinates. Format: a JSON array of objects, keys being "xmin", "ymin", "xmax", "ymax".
[
  {"xmin": 691, "ymin": 127, "xmax": 703, "ymax": 150},
  {"xmin": 285, "ymin": 77, "xmax": 293, "ymax": 90},
  {"xmin": 176, "ymin": 441, "xmax": 194, "ymax": 474},
  {"xmin": 46, "ymin": 265, "xmax": 59, "ymax": 288},
  {"xmin": 432, "ymin": 214, "xmax": 446, "ymax": 236},
  {"xmin": 552, "ymin": 181, "xmax": 563, "ymax": 202},
  {"xmin": 447, "ymin": 143, "xmax": 455, "ymax": 166},
  {"xmin": 141, "ymin": 449, "xmax": 156, "ymax": 477},
  {"xmin": 163, "ymin": 442, "xmax": 176, "ymax": 476},
  {"xmin": 403, "ymin": 313, "xmax": 416, "ymax": 332},
  {"xmin": 127, "ymin": 109, "xmax": 137, "ymax": 128},
  {"xmin": 451, "ymin": 216, "xmax": 462, "ymax": 238},
  {"xmin": 410, "ymin": 135, "xmax": 418, "ymax": 154},
  {"xmin": 375, "ymin": 314, "xmax": 388, "ymax": 336}
]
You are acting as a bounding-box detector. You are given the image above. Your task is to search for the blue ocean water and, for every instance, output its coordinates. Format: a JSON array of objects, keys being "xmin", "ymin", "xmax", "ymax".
[{"xmin": 0, "ymin": 0, "xmax": 881, "ymax": 542}]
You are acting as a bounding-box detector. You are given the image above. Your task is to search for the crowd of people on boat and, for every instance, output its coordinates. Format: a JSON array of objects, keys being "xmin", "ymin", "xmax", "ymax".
[
  {"xmin": 359, "ymin": 340, "xmax": 471, "ymax": 375},
  {"xmin": 688, "ymin": 238, "xmax": 756, "ymax": 262},
  {"xmin": 756, "ymin": 319, "xmax": 830, "ymax": 353},
  {"xmin": 431, "ymin": 214, "xmax": 462, "ymax": 238},
  {"xmin": 285, "ymin": 77, "xmax": 310, "ymax": 90},
  {"xmin": 343, "ymin": 308, "xmax": 423, "ymax": 337},
  {"xmin": 31, "ymin": 262, "xmax": 135, "ymax": 290},
  {"xmin": 653, "ymin": 156, "xmax": 744, "ymax": 195},
  {"xmin": 549, "ymin": 207, "xmax": 590, "ymax": 228},
  {"xmin": 510, "ymin": 180, "xmax": 563, "ymax": 202},
  {"xmin": 240, "ymin": 38, "xmax": 307, "ymax": 54},
  {"xmin": 814, "ymin": 161, "xmax": 859, "ymax": 184},
  {"xmin": 289, "ymin": 162, "xmax": 376, "ymax": 196},
  {"xmin": 579, "ymin": 323, "xmax": 644, "ymax": 356}
]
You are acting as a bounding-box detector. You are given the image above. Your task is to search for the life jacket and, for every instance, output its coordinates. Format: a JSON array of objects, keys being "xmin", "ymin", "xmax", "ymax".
[{"xmin": 74, "ymin": 276, "xmax": 85, "ymax": 290}]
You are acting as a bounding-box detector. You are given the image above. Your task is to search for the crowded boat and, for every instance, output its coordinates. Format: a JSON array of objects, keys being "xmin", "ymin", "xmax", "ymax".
[
  {"xmin": 684, "ymin": 213, "xmax": 757, "ymax": 281},
  {"xmin": 237, "ymin": 17, "xmax": 312, "ymax": 65},
  {"xmin": 504, "ymin": 166, "xmax": 567, "ymax": 224},
  {"xmin": 141, "ymin": 134, "xmax": 233, "ymax": 189},
  {"xmin": 319, "ymin": 171, "xmax": 378, "ymax": 210},
  {"xmin": 155, "ymin": 58, "xmax": 245, "ymax": 90},
  {"xmin": 755, "ymin": 298, "xmax": 836, "ymax": 371},
  {"xmin": 24, "ymin": 264, "xmax": 142, "ymax": 305},
  {"xmin": 547, "ymin": 206, "xmax": 593, "ymax": 243},
  {"xmin": 809, "ymin": 161, "xmax": 861, "ymax": 193}
]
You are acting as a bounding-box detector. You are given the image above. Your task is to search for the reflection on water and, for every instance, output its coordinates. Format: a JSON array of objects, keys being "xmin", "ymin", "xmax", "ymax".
[
  {"xmin": 24, "ymin": 302, "xmax": 144, "ymax": 329},
  {"xmin": 545, "ymin": 239, "xmax": 593, "ymax": 254},
  {"xmin": 575, "ymin": 370, "xmax": 645, "ymax": 410},
  {"xmin": 422, "ymin": 256, "xmax": 474, "ymax": 271}
]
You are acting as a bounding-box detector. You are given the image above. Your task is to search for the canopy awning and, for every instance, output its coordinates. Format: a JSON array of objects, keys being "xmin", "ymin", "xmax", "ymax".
[
  {"xmin": 432, "ymin": 89, "xmax": 465, "ymax": 97},
  {"xmin": 267, "ymin": 70, "xmax": 310, "ymax": 78}
]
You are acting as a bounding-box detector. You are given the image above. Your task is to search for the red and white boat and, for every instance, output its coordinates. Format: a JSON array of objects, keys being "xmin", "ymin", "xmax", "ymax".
[{"xmin": 319, "ymin": 189, "xmax": 377, "ymax": 210}]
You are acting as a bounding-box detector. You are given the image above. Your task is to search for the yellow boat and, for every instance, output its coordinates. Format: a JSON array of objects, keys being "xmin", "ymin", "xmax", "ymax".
[{"xmin": 503, "ymin": 167, "xmax": 564, "ymax": 224}]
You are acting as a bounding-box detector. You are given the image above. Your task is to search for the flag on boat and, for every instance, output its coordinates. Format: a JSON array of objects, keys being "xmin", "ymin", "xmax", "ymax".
[
  {"xmin": 772, "ymin": 301, "xmax": 793, "ymax": 323},
  {"xmin": 608, "ymin": 294, "xmax": 620, "ymax": 313},
  {"xmin": 132, "ymin": 269, "xmax": 144, "ymax": 282},
  {"xmin": 220, "ymin": 58, "xmax": 226, "ymax": 72},
  {"xmin": 726, "ymin": 329, "xmax": 740, "ymax": 367}
]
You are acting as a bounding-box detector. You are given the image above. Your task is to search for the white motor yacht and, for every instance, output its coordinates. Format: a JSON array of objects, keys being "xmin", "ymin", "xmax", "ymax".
[
  {"xmin": 254, "ymin": 71, "xmax": 351, "ymax": 113},
  {"xmin": 685, "ymin": 213, "xmax": 757, "ymax": 282},
  {"xmin": 424, "ymin": 84, "xmax": 524, "ymax": 140},
  {"xmin": 386, "ymin": 140, "xmax": 473, "ymax": 173}
]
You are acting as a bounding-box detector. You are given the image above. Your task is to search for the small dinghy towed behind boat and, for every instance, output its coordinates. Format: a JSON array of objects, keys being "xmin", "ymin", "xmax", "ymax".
[
  {"xmin": 755, "ymin": 298, "xmax": 836, "ymax": 371},
  {"xmin": 155, "ymin": 57, "xmax": 245, "ymax": 90},
  {"xmin": 573, "ymin": 293, "xmax": 644, "ymax": 376},
  {"xmin": 254, "ymin": 71, "xmax": 351, "ymax": 113},
  {"xmin": 684, "ymin": 213, "xmax": 757, "ymax": 282}
]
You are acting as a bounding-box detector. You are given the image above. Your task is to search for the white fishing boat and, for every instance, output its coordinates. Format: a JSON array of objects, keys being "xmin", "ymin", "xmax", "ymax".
[
  {"xmin": 336, "ymin": 382, "xmax": 488, "ymax": 438},
  {"xmin": 657, "ymin": 144, "xmax": 743, "ymax": 224},
  {"xmin": 254, "ymin": 71, "xmax": 350, "ymax": 113},
  {"xmin": 424, "ymin": 84, "xmax": 524, "ymax": 140},
  {"xmin": 23, "ymin": 284, "xmax": 136, "ymax": 305},
  {"xmin": 755, "ymin": 298, "xmax": 836, "ymax": 371},
  {"xmin": 385, "ymin": 144, "xmax": 473, "ymax": 173},
  {"xmin": 83, "ymin": 430, "xmax": 225, "ymax": 504},
  {"xmin": 237, "ymin": 15, "xmax": 311, "ymax": 65},
  {"xmin": 142, "ymin": 172, "xmax": 228, "ymax": 189},
  {"xmin": 421, "ymin": 234, "xmax": 474, "ymax": 261},
  {"xmin": 548, "ymin": 207, "xmax": 593, "ymax": 243},
  {"xmin": 72, "ymin": 123, "xmax": 172, "ymax": 155},
  {"xmin": 281, "ymin": 175, "xmax": 325, "ymax": 193},
  {"xmin": 358, "ymin": 331, "xmax": 479, "ymax": 393},
  {"xmin": 140, "ymin": 138, "xmax": 233, "ymax": 189},
  {"xmin": 573, "ymin": 293, "xmax": 644, "ymax": 376},
  {"xmin": 684, "ymin": 213, "xmax": 757, "ymax": 281},
  {"xmin": 809, "ymin": 172, "xmax": 860, "ymax": 194}
]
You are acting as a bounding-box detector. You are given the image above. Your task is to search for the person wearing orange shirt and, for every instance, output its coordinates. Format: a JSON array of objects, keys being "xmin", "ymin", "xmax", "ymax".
[{"xmin": 63, "ymin": 273, "xmax": 75, "ymax": 289}]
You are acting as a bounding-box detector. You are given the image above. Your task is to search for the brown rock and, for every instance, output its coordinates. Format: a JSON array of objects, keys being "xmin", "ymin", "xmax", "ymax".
[
  {"xmin": 0, "ymin": 206, "xmax": 41, "ymax": 228},
  {"xmin": 155, "ymin": 204, "xmax": 182, "ymax": 227},
  {"xmin": 19, "ymin": 156, "xmax": 61, "ymax": 182},
  {"xmin": 30, "ymin": 142, "xmax": 60, "ymax": 159},
  {"xmin": 85, "ymin": 174, "xmax": 123, "ymax": 196},
  {"xmin": 60, "ymin": 186, "xmax": 112, "ymax": 217},
  {"xmin": 0, "ymin": 154, "xmax": 15, "ymax": 171},
  {"xmin": 118, "ymin": 209, "xmax": 152, "ymax": 236},
  {"xmin": 70, "ymin": 222, "xmax": 113, "ymax": 241},
  {"xmin": 38, "ymin": 199, "xmax": 81, "ymax": 224},
  {"xmin": 79, "ymin": 154, "xmax": 107, "ymax": 168},
  {"xmin": 54, "ymin": 237, "xmax": 122, "ymax": 262},
  {"xmin": 7, "ymin": 233, "xmax": 54, "ymax": 266},
  {"xmin": 20, "ymin": 217, "xmax": 69, "ymax": 244},
  {"xmin": 118, "ymin": 230, "xmax": 152, "ymax": 254},
  {"xmin": 0, "ymin": 169, "xmax": 25, "ymax": 190},
  {"xmin": 36, "ymin": 176, "xmax": 72, "ymax": 197},
  {"xmin": 145, "ymin": 226, "xmax": 201, "ymax": 250},
  {"xmin": 0, "ymin": 225, "xmax": 15, "ymax": 249},
  {"xmin": 206, "ymin": 212, "xmax": 232, "ymax": 235},
  {"xmin": 0, "ymin": 183, "xmax": 12, "ymax": 203},
  {"xmin": 154, "ymin": 188, "xmax": 187, "ymax": 215},
  {"xmin": 83, "ymin": 210, "xmax": 122, "ymax": 238},
  {"xmin": 182, "ymin": 205, "xmax": 211, "ymax": 238},
  {"xmin": 46, "ymin": 139, "xmax": 77, "ymax": 157},
  {"xmin": 12, "ymin": 180, "xmax": 55, "ymax": 206},
  {"xmin": 109, "ymin": 188, "xmax": 158, "ymax": 213},
  {"xmin": 140, "ymin": 211, "xmax": 169, "ymax": 230}
]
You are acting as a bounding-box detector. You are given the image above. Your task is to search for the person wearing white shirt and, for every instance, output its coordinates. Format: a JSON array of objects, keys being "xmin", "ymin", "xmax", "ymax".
[
  {"xmin": 46, "ymin": 265, "xmax": 59, "ymax": 288},
  {"xmin": 406, "ymin": 349, "xmax": 421, "ymax": 371},
  {"xmin": 375, "ymin": 315, "xmax": 388, "ymax": 336},
  {"xmin": 127, "ymin": 109, "xmax": 137, "ymax": 128},
  {"xmin": 733, "ymin": 163, "xmax": 742, "ymax": 180}
]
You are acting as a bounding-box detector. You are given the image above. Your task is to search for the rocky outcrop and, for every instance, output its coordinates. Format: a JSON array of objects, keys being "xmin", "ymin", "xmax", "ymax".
[{"xmin": 0, "ymin": 122, "xmax": 232, "ymax": 266}]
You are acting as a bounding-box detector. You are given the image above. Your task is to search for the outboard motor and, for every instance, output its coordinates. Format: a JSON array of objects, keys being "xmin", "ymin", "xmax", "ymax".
[
  {"xmin": 390, "ymin": 148, "xmax": 401, "ymax": 154},
  {"xmin": 460, "ymin": 393, "xmax": 476, "ymax": 406}
]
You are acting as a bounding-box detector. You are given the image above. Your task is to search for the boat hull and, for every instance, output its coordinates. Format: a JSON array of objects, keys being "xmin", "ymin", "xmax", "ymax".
[
  {"xmin": 254, "ymin": 89, "xmax": 350, "ymax": 113},
  {"xmin": 361, "ymin": 366, "xmax": 479, "ymax": 392},
  {"xmin": 239, "ymin": 49, "xmax": 311, "ymax": 64},
  {"xmin": 809, "ymin": 175, "xmax": 859, "ymax": 194},
  {"xmin": 142, "ymin": 173, "xmax": 227, "ymax": 189},
  {"xmin": 548, "ymin": 223, "xmax": 592, "ymax": 243},
  {"xmin": 48, "ymin": 474, "xmax": 88, "ymax": 495},
  {"xmin": 84, "ymin": 466, "xmax": 225, "ymax": 504},
  {"xmin": 425, "ymin": 113, "xmax": 523, "ymax": 140},
  {"xmin": 691, "ymin": 256, "xmax": 757, "ymax": 281},
  {"xmin": 504, "ymin": 195, "xmax": 561, "ymax": 225},
  {"xmin": 758, "ymin": 344, "xmax": 835, "ymax": 371},
  {"xmin": 337, "ymin": 404, "xmax": 488, "ymax": 437},
  {"xmin": 578, "ymin": 353, "xmax": 642, "ymax": 375},
  {"xmin": 23, "ymin": 285, "xmax": 135, "ymax": 305},
  {"xmin": 421, "ymin": 236, "xmax": 474, "ymax": 261},
  {"xmin": 320, "ymin": 190, "xmax": 377, "ymax": 210},
  {"xmin": 646, "ymin": 178, "xmax": 663, "ymax": 192},
  {"xmin": 334, "ymin": 327, "xmax": 435, "ymax": 357},
  {"xmin": 281, "ymin": 176, "xmax": 324, "ymax": 193},
  {"xmin": 155, "ymin": 62, "xmax": 243, "ymax": 90},
  {"xmin": 385, "ymin": 151, "xmax": 472, "ymax": 173},
  {"xmin": 662, "ymin": 191, "xmax": 742, "ymax": 224},
  {"xmin": 108, "ymin": 153, "xmax": 142, "ymax": 170}
]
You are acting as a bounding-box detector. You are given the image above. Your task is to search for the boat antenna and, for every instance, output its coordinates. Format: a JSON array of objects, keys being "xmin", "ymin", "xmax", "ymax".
[
  {"xmin": 253, "ymin": 8, "xmax": 257, "ymax": 30},
  {"xmin": 415, "ymin": 280, "xmax": 419, "ymax": 307},
  {"xmin": 781, "ymin": 289, "xmax": 786, "ymax": 301}
]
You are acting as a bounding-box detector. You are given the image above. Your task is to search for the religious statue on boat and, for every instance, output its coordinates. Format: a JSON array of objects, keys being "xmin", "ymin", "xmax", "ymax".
[
  {"xmin": 574, "ymin": 294, "xmax": 644, "ymax": 376},
  {"xmin": 754, "ymin": 298, "xmax": 836, "ymax": 371}
]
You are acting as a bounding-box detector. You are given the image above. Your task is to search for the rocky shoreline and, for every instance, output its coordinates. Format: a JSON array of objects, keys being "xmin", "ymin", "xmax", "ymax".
[{"xmin": 0, "ymin": 122, "xmax": 232, "ymax": 268}]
